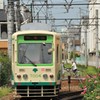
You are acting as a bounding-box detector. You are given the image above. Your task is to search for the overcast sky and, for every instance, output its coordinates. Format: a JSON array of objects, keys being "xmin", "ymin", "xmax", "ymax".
[{"xmin": 4, "ymin": 0, "xmax": 88, "ymax": 31}]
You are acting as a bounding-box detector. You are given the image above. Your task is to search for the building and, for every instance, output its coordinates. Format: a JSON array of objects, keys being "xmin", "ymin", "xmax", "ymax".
[
  {"xmin": 0, "ymin": 0, "xmax": 4, "ymax": 9},
  {"xmin": 0, "ymin": 0, "xmax": 8, "ymax": 53},
  {"xmin": 0, "ymin": 1, "xmax": 32, "ymax": 53},
  {"xmin": 88, "ymin": 0, "xmax": 100, "ymax": 53}
]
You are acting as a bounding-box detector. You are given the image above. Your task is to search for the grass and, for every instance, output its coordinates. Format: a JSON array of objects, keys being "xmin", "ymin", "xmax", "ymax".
[
  {"xmin": 0, "ymin": 86, "xmax": 12, "ymax": 98},
  {"xmin": 78, "ymin": 65, "xmax": 97, "ymax": 76},
  {"xmin": 63, "ymin": 63, "xmax": 97, "ymax": 77}
]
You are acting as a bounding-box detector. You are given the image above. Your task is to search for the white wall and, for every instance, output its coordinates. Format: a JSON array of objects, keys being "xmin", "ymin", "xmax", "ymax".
[{"xmin": 88, "ymin": 0, "xmax": 98, "ymax": 52}]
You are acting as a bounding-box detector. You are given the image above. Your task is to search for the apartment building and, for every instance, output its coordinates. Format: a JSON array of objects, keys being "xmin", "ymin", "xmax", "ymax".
[
  {"xmin": 88, "ymin": 0, "xmax": 100, "ymax": 52},
  {"xmin": 0, "ymin": 1, "xmax": 32, "ymax": 53}
]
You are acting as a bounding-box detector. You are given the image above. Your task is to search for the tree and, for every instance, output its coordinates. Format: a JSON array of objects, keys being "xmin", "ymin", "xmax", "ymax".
[{"xmin": 0, "ymin": 52, "xmax": 11, "ymax": 86}]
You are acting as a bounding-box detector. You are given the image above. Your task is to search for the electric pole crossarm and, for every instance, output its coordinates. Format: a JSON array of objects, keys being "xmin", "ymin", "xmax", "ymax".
[
  {"xmin": 29, "ymin": 18, "xmax": 100, "ymax": 20},
  {"xmin": 26, "ymin": 3, "xmax": 100, "ymax": 6}
]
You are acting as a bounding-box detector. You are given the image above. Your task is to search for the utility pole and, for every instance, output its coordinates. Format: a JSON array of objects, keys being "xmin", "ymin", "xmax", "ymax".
[
  {"xmin": 45, "ymin": 0, "xmax": 48, "ymax": 24},
  {"xmin": 7, "ymin": 0, "xmax": 14, "ymax": 58},
  {"xmin": 83, "ymin": 17, "xmax": 88, "ymax": 67},
  {"xmin": 30, "ymin": 0, "xmax": 35, "ymax": 22},
  {"xmin": 95, "ymin": 10, "xmax": 99, "ymax": 68},
  {"xmin": 32, "ymin": 0, "xmax": 35, "ymax": 22},
  {"xmin": 37, "ymin": 12, "xmax": 39, "ymax": 22},
  {"xmin": 15, "ymin": 0, "xmax": 20, "ymax": 31},
  {"xmin": 85, "ymin": 24, "xmax": 88, "ymax": 67},
  {"xmin": 73, "ymin": 36, "xmax": 75, "ymax": 61}
]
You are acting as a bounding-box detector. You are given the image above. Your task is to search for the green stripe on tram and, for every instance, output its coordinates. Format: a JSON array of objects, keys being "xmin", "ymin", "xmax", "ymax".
[{"xmin": 14, "ymin": 82, "xmax": 56, "ymax": 86}]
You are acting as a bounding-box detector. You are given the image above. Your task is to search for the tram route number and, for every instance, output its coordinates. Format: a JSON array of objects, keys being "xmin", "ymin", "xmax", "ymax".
[{"xmin": 30, "ymin": 74, "xmax": 41, "ymax": 78}]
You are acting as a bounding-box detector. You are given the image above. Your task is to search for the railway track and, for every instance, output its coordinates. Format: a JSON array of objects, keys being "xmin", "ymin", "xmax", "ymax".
[
  {"xmin": 56, "ymin": 90, "xmax": 84, "ymax": 100},
  {"xmin": 0, "ymin": 90, "xmax": 84, "ymax": 100},
  {"xmin": 0, "ymin": 78, "xmax": 84, "ymax": 100},
  {"xmin": 54, "ymin": 77, "xmax": 84, "ymax": 100},
  {"xmin": 18, "ymin": 90, "xmax": 84, "ymax": 100},
  {"xmin": 20, "ymin": 90, "xmax": 84, "ymax": 100}
]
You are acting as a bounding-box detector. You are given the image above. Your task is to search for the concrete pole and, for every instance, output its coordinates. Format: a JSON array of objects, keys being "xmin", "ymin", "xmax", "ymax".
[
  {"xmin": 32, "ymin": 0, "xmax": 35, "ymax": 22},
  {"xmin": 7, "ymin": 0, "xmax": 14, "ymax": 58},
  {"xmin": 73, "ymin": 36, "xmax": 75, "ymax": 61},
  {"xmin": 45, "ymin": 0, "xmax": 48, "ymax": 24},
  {"xmin": 85, "ymin": 25, "xmax": 88, "ymax": 67},
  {"xmin": 30, "ymin": 3, "xmax": 33, "ymax": 22},
  {"xmin": 95, "ymin": 10, "xmax": 99, "ymax": 68},
  {"xmin": 15, "ymin": 0, "xmax": 20, "ymax": 31}
]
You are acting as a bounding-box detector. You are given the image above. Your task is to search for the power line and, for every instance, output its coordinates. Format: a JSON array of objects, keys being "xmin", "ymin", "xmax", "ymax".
[
  {"xmin": 26, "ymin": 3, "xmax": 100, "ymax": 6},
  {"xmin": 52, "ymin": 24, "xmax": 100, "ymax": 27},
  {"xmin": 32, "ymin": 18, "xmax": 100, "ymax": 20}
]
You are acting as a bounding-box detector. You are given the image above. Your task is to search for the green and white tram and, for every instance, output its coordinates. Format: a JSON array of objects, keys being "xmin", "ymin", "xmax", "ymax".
[{"xmin": 12, "ymin": 29, "xmax": 62, "ymax": 99}]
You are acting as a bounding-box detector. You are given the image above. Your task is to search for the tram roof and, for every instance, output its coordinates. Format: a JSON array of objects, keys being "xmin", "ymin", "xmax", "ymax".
[{"xmin": 12, "ymin": 30, "xmax": 61, "ymax": 37}]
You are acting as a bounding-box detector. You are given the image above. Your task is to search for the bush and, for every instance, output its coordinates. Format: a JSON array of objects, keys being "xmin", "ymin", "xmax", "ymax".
[
  {"xmin": 0, "ymin": 86, "xmax": 12, "ymax": 97},
  {"xmin": 0, "ymin": 52, "xmax": 11, "ymax": 86},
  {"xmin": 81, "ymin": 67, "xmax": 100, "ymax": 100}
]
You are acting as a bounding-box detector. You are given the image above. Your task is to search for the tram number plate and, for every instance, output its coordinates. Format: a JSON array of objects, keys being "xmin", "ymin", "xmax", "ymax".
[{"xmin": 46, "ymin": 69, "xmax": 51, "ymax": 72}]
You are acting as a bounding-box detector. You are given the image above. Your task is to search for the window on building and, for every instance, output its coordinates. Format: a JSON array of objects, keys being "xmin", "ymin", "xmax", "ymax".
[{"xmin": 1, "ymin": 24, "xmax": 7, "ymax": 39}]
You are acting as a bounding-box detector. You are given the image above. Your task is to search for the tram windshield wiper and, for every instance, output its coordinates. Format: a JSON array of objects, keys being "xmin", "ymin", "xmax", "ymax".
[{"xmin": 24, "ymin": 56, "xmax": 37, "ymax": 66}]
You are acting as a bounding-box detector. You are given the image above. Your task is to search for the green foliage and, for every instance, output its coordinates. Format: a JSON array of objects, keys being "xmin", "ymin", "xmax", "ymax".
[
  {"xmin": 63, "ymin": 62, "xmax": 100, "ymax": 100},
  {"xmin": 0, "ymin": 86, "xmax": 12, "ymax": 97},
  {"xmin": 70, "ymin": 52, "xmax": 73, "ymax": 60},
  {"xmin": 85, "ymin": 66, "xmax": 97, "ymax": 75},
  {"xmin": 75, "ymin": 53, "xmax": 80, "ymax": 57},
  {"xmin": 69, "ymin": 51, "xmax": 80, "ymax": 60},
  {"xmin": 80, "ymin": 68, "xmax": 100, "ymax": 100},
  {"xmin": 64, "ymin": 63, "xmax": 72, "ymax": 68},
  {"xmin": 75, "ymin": 64, "xmax": 97, "ymax": 76},
  {"xmin": 0, "ymin": 52, "xmax": 11, "ymax": 86},
  {"xmin": 64, "ymin": 63, "xmax": 97, "ymax": 77}
]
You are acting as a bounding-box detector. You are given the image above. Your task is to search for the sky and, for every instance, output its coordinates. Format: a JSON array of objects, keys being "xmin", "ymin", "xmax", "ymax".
[{"xmin": 4, "ymin": 0, "xmax": 88, "ymax": 31}]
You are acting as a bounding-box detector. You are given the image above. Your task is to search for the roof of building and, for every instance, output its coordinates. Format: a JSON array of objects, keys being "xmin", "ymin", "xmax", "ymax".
[{"xmin": 0, "ymin": 9, "xmax": 7, "ymax": 21}]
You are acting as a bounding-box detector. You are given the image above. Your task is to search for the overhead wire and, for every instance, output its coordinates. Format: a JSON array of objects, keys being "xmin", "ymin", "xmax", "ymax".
[
  {"xmin": 33, "ymin": 2, "xmax": 47, "ymax": 19},
  {"xmin": 20, "ymin": 0, "xmax": 100, "ymax": 30}
]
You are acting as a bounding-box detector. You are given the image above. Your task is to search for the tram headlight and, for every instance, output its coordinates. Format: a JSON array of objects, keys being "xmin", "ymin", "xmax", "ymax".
[
  {"xmin": 17, "ymin": 74, "xmax": 21, "ymax": 79},
  {"xmin": 50, "ymin": 74, "xmax": 54, "ymax": 78},
  {"xmin": 23, "ymin": 74, "xmax": 28, "ymax": 80},
  {"xmin": 43, "ymin": 74, "xmax": 48, "ymax": 79}
]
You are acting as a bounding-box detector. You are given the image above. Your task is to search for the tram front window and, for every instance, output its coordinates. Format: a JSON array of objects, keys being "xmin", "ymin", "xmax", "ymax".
[{"xmin": 18, "ymin": 43, "xmax": 52, "ymax": 64}]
